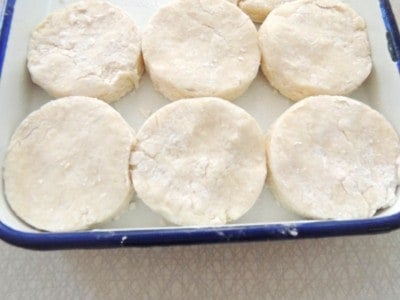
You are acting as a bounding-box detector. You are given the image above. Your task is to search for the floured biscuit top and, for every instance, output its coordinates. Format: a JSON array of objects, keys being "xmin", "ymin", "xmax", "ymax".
[
  {"xmin": 239, "ymin": 0, "xmax": 294, "ymax": 23},
  {"xmin": 259, "ymin": 0, "xmax": 372, "ymax": 101},
  {"xmin": 4, "ymin": 97, "xmax": 135, "ymax": 231},
  {"xmin": 28, "ymin": 0, "xmax": 143, "ymax": 103},
  {"xmin": 142, "ymin": 0, "xmax": 260, "ymax": 101},
  {"xmin": 266, "ymin": 96, "xmax": 400, "ymax": 219},
  {"xmin": 131, "ymin": 97, "xmax": 267, "ymax": 226}
]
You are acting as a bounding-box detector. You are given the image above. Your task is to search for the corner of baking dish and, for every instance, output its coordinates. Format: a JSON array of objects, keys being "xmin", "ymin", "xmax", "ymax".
[{"xmin": 0, "ymin": 0, "xmax": 400, "ymax": 249}]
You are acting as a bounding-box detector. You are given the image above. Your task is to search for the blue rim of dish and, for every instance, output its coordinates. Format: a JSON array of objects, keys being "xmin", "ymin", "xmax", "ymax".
[
  {"xmin": 380, "ymin": 0, "xmax": 400, "ymax": 70},
  {"xmin": 0, "ymin": 0, "xmax": 399, "ymax": 250},
  {"xmin": 0, "ymin": 0, "xmax": 15, "ymax": 78}
]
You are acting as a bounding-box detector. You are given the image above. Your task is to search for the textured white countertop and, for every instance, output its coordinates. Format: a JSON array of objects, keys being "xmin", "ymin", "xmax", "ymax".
[
  {"xmin": 1, "ymin": 233, "xmax": 400, "ymax": 299},
  {"xmin": 1, "ymin": 1, "xmax": 400, "ymax": 299}
]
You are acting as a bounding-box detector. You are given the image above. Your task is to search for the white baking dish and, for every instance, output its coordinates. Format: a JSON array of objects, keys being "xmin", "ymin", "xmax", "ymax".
[{"xmin": 0, "ymin": 0, "xmax": 399, "ymax": 249}]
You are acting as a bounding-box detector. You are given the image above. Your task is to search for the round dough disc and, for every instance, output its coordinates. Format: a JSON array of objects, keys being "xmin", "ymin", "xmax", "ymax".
[
  {"xmin": 266, "ymin": 96, "xmax": 400, "ymax": 219},
  {"xmin": 142, "ymin": 0, "xmax": 260, "ymax": 101},
  {"xmin": 27, "ymin": 0, "xmax": 144, "ymax": 103},
  {"xmin": 3, "ymin": 97, "xmax": 135, "ymax": 231},
  {"xmin": 258, "ymin": 0, "xmax": 372, "ymax": 101},
  {"xmin": 239, "ymin": 0, "xmax": 294, "ymax": 23},
  {"xmin": 131, "ymin": 97, "xmax": 267, "ymax": 225}
]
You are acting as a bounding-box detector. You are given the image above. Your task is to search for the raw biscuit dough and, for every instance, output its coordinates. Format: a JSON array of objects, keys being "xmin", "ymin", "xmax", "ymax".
[
  {"xmin": 239, "ymin": 0, "xmax": 293, "ymax": 23},
  {"xmin": 258, "ymin": 0, "xmax": 372, "ymax": 101},
  {"xmin": 266, "ymin": 96, "xmax": 400, "ymax": 219},
  {"xmin": 3, "ymin": 97, "xmax": 135, "ymax": 231},
  {"xmin": 27, "ymin": 0, "xmax": 143, "ymax": 103},
  {"xmin": 131, "ymin": 97, "xmax": 267, "ymax": 226},
  {"xmin": 142, "ymin": 0, "xmax": 260, "ymax": 101}
]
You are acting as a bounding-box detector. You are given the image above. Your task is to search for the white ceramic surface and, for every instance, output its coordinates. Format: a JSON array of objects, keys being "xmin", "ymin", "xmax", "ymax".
[
  {"xmin": 2, "ymin": 1, "xmax": 400, "ymax": 300},
  {"xmin": 0, "ymin": 0, "xmax": 399, "ymax": 232}
]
